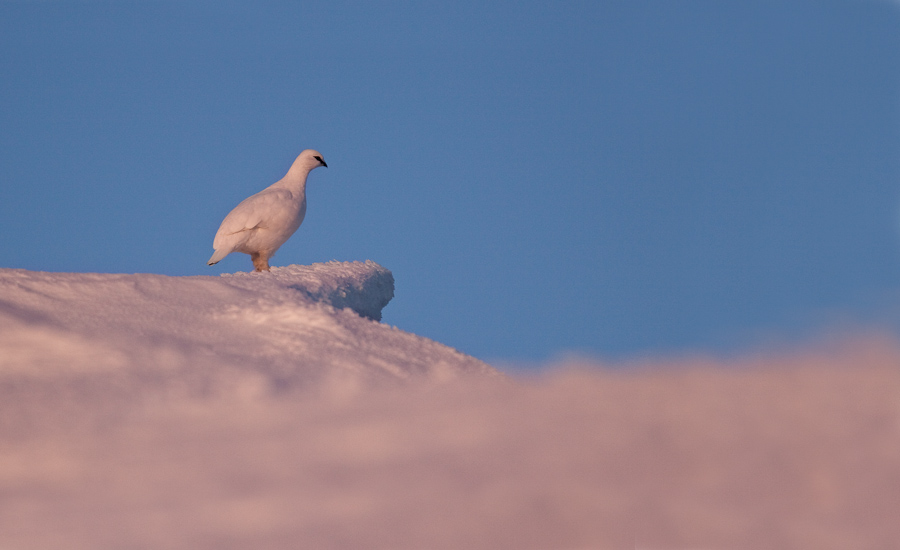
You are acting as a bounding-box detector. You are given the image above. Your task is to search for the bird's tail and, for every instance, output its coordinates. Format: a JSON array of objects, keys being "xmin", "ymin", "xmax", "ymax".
[{"xmin": 208, "ymin": 248, "xmax": 230, "ymax": 266}]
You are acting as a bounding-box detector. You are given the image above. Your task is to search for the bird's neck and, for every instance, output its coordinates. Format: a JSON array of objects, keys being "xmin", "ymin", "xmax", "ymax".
[{"xmin": 275, "ymin": 169, "xmax": 309, "ymax": 194}]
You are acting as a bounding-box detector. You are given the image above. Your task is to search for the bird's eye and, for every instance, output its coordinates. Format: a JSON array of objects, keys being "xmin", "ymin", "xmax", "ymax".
[{"xmin": 314, "ymin": 156, "xmax": 323, "ymax": 162}]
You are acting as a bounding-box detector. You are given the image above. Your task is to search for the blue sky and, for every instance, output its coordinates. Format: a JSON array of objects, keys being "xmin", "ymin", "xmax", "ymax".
[{"xmin": 2, "ymin": 1, "xmax": 900, "ymax": 364}]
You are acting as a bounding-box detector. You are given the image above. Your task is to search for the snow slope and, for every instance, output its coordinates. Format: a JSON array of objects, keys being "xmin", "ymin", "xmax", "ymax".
[
  {"xmin": 0, "ymin": 261, "xmax": 492, "ymax": 393},
  {"xmin": 2, "ymin": 262, "xmax": 900, "ymax": 549}
]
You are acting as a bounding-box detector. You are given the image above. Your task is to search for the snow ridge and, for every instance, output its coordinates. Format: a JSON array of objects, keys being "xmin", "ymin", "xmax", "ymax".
[
  {"xmin": 0, "ymin": 261, "xmax": 495, "ymax": 393},
  {"xmin": 221, "ymin": 260, "xmax": 395, "ymax": 321}
]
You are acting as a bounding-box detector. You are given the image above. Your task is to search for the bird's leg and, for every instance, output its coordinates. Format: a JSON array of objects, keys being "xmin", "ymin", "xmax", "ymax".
[{"xmin": 251, "ymin": 252, "xmax": 270, "ymax": 272}]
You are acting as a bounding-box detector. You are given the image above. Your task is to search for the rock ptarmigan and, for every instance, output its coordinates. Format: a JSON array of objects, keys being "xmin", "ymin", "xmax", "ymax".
[{"xmin": 208, "ymin": 149, "xmax": 327, "ymax": 271}]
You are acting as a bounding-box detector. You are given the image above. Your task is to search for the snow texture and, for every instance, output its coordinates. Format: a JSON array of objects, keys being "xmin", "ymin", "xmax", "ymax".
[
  {"xmin": 2, "ymin": 262, "xmax": 900, "ymax": 549},
  {"xmin": 0, "ymin": 261, "xmax": 491, "ymax": 393}
]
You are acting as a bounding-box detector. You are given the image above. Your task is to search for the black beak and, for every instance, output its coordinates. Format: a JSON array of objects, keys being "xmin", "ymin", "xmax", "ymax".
[{"xmin": 315, "ymin": 155, "xmax": 327, "ymax": 168}]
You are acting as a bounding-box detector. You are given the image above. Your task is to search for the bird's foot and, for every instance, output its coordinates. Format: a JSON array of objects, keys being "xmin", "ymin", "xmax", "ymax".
[{"xmin": 251, "ymin": 253, "xmax": 271, "ymax": 272}]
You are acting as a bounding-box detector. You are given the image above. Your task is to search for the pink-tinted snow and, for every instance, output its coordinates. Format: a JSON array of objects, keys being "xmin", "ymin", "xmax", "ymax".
[{"xmin": 1, "ymin": 263, "xmax": 899, "ymax": 549}]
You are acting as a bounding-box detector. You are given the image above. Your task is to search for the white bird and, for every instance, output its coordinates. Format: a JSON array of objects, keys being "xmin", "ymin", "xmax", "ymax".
[{"xmin": 208, "ymin": 149, "xmax": 327, "ymax": 272}]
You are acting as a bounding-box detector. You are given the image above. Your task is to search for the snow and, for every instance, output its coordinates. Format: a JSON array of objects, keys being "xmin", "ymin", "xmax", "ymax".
[
  {"xmin": 0, "ymin": 261, "xmax": 490, "ymax": 390},
  {"xmin": 2, "ymin": 262, "xmax": 900, "ymax": 549}
]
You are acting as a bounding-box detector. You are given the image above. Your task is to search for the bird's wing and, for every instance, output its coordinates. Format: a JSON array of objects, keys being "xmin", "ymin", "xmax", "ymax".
[{"xmin": 213, "ymin": 188, "xmax": 293, "ymax": 248}]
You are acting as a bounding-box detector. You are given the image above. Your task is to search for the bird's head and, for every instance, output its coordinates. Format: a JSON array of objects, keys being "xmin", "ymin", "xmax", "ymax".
[{"xmin": 297, "ymin": 149, "xmax": 327, "ymax": 170}]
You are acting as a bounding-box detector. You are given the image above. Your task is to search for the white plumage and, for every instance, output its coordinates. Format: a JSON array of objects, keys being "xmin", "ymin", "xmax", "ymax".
[{"xmin": 208, "ymin": 149, "xmax": 327, "ymax": 272}]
